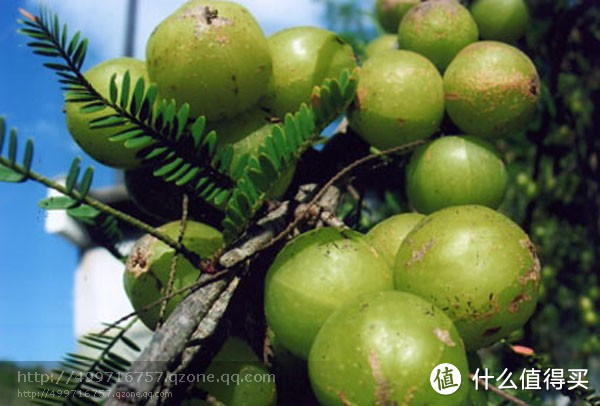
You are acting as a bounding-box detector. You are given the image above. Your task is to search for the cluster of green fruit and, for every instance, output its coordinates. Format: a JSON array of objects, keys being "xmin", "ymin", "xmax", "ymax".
[
  {"xmin": 61, "ymin": 0, "xmax": 544, "ymax": 403},
  {"xmin": 65, "ymin": 0, "xmax": 357, "ymax": 220},
  {"xmin": 361, "ymin": 0, "xmax": 539, "ymax": 214},
  {"xmin": 265, "ymin": 204, "xmax": 539, "ymax": 405}
]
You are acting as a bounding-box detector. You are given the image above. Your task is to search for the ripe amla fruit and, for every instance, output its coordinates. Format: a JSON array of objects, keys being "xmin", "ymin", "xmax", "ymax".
[
  {"xmin": 406, "ymin": 136, "xmax": 508, "ymax": 214},
  {"xmin": 264, "ymin": 227, "xmax": 393, "ymax": 359},
  {"xmin": 260, "ymin": 26, "xmax": 356, "ymax": 118},
  {"xmin": 375, "ymin": 0, "xmax": 420, "ymax": 33},
  {"xmin": 394, "ymin": 205, "xmax": 541, "ymax": 350},
  {"xmin": 471, "ymin": 0, "xmax": 529, "ymax": 43},
  {"xmin": 398, "ymin": 0, "xmax": 479, "ymax": 71},
  {"xmin": 65, "ymin": 58, "xmax": 149, "ymax": 169},
  {"xmin": 364, "ymin": 34, "xmax": 398, "ymax": 59},
  {"xmin": 146, "ymin": 0, "xmax": 272, "ymax": 120},
  {"xmin": 309, "ymin": 290, "xmax": 470, "ymax": 405},
  {"xmin": 444, "ymin": 41, "xmax": 541, "ymax": 138},
  {"xmin": 183, "ymin": 337, "xmax": 276, "ymax": 406},
  {"xmin": 124, "ymin": 221, "xmax": 223, "ymax": 330},
  {"xmin": 348, "ymin": 50, "xmax": 444, "ymax": 150},
  {"xmin": 366, "ymin": 213, "xmax": 425, "ymax": 267}
]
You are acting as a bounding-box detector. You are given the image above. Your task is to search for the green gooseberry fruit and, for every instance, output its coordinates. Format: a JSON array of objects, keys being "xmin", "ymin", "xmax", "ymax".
[
  {"xmin": 366, "ymin": 213, "xmax": 425, "ymax": 267},
  {"xmin": 375, "ymin": 0, "xmax": 421, "ymax": 33},
  {"xmin": 308, "ymin": 290, "xmax": 470, "ymax": 405},
  {"xmin": 64, "ymin": 57, "xmax": 149, "ymax": 169},
  {"xmin": 182, "ymin": 337, "xmax": 276, "ymax": 405},
  {"xmin": 123, "ymin": 221, "xmax": 223, "ymax": 330},
  {"xmin": 146, "ymin": 0, "xmax": 272, "ymax": 120},
  {"xmin": 398, "ymin": 0, "xmax": 479, "ymax": 71},
  {"xmin": 444, "ymin": 41, "xmax": 541, "ymax": 138},
  {"xmin": 364, "ymin": 34, "xmax": 398, "ymax": 59},
  {"xmin": 406, "ymin": 136, "xmax": 508, "ymax": 214},
  {"xmin": 348, "ymin": 50, "xmax": 444, "ymax": 150},
  {"xmin": 471, "ymin": 0, "xmax": 529, "ymax": 43},
  {"xmin": 264, "ymin": 227, "xmax": 393, "ymax": 359},
  {"xmin": 210, "ymin": 109, "xmax": 295, "ymax": 199},
  {"xmin": 260, "ymin": 26, "xmax": 357, "ymax": 118},
  {"xmin": 394, "ymin": 205, "xmax": 541, "ymax": 350}
]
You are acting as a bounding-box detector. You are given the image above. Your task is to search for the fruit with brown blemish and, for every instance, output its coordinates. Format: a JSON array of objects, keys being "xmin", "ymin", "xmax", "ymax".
[
  {"xmin": 394, "ymin": 205, "xmax": 541, "ymax": 350},
  {"xmin": 123, "ymin": 221, "xmax": 223, "ymax": 330},
  {"xmin": 366, "ymin": 213, "xmax": 425, "ymax": 267},
  {"xmin": 259, "ymin": 26, "xmax": 357, "ymax": 117},
  {"xmin": 64, "ymin": 58, "xmax": 150, "ymax": 169},
  {"xmin": 443, "ymin": 41, "xmax": 541, "ymax": 138},
  {"xmin": 145, "ymin": 0, "xmax": 272, "ymax": 120},
  {"xmin": 308, "ymin": 290, "xmax": 470, "ymax": 405},
  {"xmin": 264, "ymin": 227, "xmax": 393, "ymax": 359},
  {"xmin": 364, "ymin": 34, "xmax": 398, "ymax": 59},
  {"xmin": 471, "ymin": 0, "xmax": 529, "ymax": 43},
  {"xmin": 406, "ymin": 136, "xmax": 508, "ymax": 214},
  {"xmin": 348, "ymin": 50, "xmax": 445, "ymax": 150},
  {"xmin": 375, "ymin": 0, "xmax": 421, "ymax": 33},
  {"xmin": 397, "ymin": 0, "xmax": 479, "ymax": 71}
]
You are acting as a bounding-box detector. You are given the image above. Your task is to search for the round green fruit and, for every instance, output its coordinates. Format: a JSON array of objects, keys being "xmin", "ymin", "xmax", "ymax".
[
  {"xmin": 210, "ymin": 109, "xmax": 295, "ymax": 199},
  {"xmin": 65, "ymin": 58, "xmax": 149, "ymax": 169},
  {"xmin": 471, "ymin": 0, "xmax": 529, "ymax": 43},
  {"xmin": 366, "ymin": 213, "xmax": 425, "ymax": 267},
  {"xmin": 398, "ymin": 0, "xmax": 479, "ymax": 71},
  {"xmin": 348, "ymin": 50, "xmax": 444, "ymax": 149},
  {"xmin": 264, "ymin": 227, "xmax": 393, "ymax": 359},
  {"xmin": 375, "ymin": 0, "xmax": 420, "ymax": 33},
  {"xmin": 124, "ymin": 221, "xmax": 223, "ymax": 330},
  {"xmin": 308, "ymin": 290, "xmax": 469, "ymax": 405},
  {"xmin": 146, "ymin": 0, "xmax": 272, "ymax": 120},
  {"xmin": 406, "ymin": 136, "xmax": 508, "ymax": 214},
  {"xmin": 364, "ymin": 34, "xmax": 398, "ymax": 59},
  {"xmin": 183, "ymin": 337, "xmax": 276, "ymax": 406},
  {"xmin": 444, "ymin": 41, "xmax": 541, "ymax": 138},
  {"xmin": 394, "ymin": 205, "xmax": 541, "ymax": 350},
  {"xmin": 260, "ymin": 26, "xmax": 356, "ymax": 117}
]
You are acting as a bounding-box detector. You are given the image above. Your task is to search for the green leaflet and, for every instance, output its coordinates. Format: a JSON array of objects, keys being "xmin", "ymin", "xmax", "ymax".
[{"xmin": 221, "ymin": 69, "xmax": 359, "ymax": 243}]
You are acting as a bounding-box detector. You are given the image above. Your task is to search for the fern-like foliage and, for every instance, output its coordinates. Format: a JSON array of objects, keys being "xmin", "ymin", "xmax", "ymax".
[
  {"xmin": 0, "ymin": 116, "xmax": 125, "ymax": 258},
  {"xmin": 221, "ymin": 70, "xmax": 358, "ymax": 242},
  {"xmin": 33, "ymin": 319, "xmax": 141, "ymax": 405},
  {"xmin": 18, "ymin": 7, "xmax": 237, "ymax": 209},
  {"xmin": 0, "ymin": 116, "xmax": 33, "ymax": 183}
]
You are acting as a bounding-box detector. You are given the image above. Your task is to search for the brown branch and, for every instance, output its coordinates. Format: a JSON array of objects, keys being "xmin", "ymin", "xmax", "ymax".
[
  {"xmin": 99, "ymin": 270, "xmax": 230, "ymax": 335},
  {"xmin": 107, "ymin": 276, "xmax": 236, "ymax": 405},
  {"xmin": 470, "ymin": 373, "xmax": 529, "ymax": 406},
  {"xmin": 157, "ymin": 194, "xmax": 189, "ymax": 328}
]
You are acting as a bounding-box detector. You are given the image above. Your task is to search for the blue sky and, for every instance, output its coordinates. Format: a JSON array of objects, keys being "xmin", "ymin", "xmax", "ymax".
[{"xmin": 0, "ymin": 0, "xmax": 325, "ymax": 362}]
